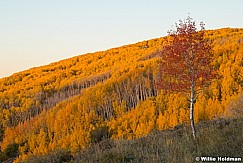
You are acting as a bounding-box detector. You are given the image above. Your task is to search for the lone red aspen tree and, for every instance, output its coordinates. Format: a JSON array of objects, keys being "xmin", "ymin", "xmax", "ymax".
[{"xmin": 157, "ymin": 16, "xmax": 215, "ymax": 139}]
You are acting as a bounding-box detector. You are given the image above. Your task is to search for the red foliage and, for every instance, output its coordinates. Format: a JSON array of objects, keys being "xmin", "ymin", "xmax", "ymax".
[{"xmin": 157, "ymin": 16, "xmax": 215, "ymax": 95}]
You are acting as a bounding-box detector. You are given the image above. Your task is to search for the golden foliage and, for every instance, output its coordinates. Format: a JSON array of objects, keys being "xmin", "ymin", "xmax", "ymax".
[{"xmin": 0, "ymin": 28, "xmax": 242, "ymax": 161}]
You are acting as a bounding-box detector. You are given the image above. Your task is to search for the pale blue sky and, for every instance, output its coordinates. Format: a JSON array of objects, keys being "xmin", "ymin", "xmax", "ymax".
[{"xmin": 0, "ymin": 0, "xmax": 243, "ymax": 78}]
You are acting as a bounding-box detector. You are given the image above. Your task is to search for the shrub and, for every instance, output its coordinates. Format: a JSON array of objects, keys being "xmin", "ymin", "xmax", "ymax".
[
  {"xmin": 90, "ymin": 126, "xmax": 111, "ymax": 144},
  {"xmin": 18, "ymin": 149, "xmax": 72, "ymax": 163},
  {"xmin": 4, "ymin": 142, "xmax": 19, "ymax": 158},
  {"xmin": 0, "ymin": 151, "xmax": 8, "ymax": 162},
  {"xmin": 226, "ymin": 94, "xmax": 243, "ymax": 118}
]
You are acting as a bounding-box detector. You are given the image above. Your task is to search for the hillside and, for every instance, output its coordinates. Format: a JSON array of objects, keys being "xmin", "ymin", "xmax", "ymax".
[
  {"xmin": 18, "ymin": 117, "xmax": 243, "ymax": 163},
  {"xmin": 0, "ymin": 28, "xmax": 242, "ymax": 162}
]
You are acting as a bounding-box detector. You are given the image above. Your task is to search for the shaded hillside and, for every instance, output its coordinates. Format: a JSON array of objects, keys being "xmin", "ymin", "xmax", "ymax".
[{"xmin": 0, "ymin": 28, "xmax": 242, "ymax": 162}]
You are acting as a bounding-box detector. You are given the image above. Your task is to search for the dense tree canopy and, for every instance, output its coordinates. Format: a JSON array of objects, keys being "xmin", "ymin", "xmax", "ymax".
[{"xmin": 0, "ymin": 28, "xmax": 242, "ymax": 162}]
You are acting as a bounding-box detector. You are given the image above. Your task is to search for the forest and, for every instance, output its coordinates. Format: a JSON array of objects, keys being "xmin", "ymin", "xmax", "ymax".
[{"xmin": 0, "ymin": 28, "xmax": 242, "ymax": 162}]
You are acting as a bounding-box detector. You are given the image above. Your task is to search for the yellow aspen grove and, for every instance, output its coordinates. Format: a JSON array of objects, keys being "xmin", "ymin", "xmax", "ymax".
[{"xmin": 0, "ymin": 28, "xmax": 242, "ymax": 162}]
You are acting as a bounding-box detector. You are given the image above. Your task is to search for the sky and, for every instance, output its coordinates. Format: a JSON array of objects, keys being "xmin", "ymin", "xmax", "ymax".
[{"xmin": 0, "ymin": 0, "xmax": 243, "ymax": 78}]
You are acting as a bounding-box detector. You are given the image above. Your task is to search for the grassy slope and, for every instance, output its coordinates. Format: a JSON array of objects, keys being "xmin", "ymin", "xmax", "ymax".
[{"xmin": 20, "ymin": 117, "xmax": 243, "ymax": 163}]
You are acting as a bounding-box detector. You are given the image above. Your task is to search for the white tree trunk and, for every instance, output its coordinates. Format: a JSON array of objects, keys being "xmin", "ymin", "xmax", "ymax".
[{"xmin": 190, "ymin": 85, "xmax": 196, "ymax": 139}]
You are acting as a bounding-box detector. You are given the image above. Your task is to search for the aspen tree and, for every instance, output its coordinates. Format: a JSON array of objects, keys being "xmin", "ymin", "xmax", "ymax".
[{"xmin": 157, "ymin": 16, "xmax": 215, "ymax": 139}]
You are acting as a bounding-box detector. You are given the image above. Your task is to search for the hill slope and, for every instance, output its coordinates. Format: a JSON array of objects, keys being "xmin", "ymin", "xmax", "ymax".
[
  {"xmin": 20, "ymin": 117, "xmax": 243, "ymax": 163},
  {"xmin": 0, "ymin": 28, "xmax": 242, "ymax": 162}
]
